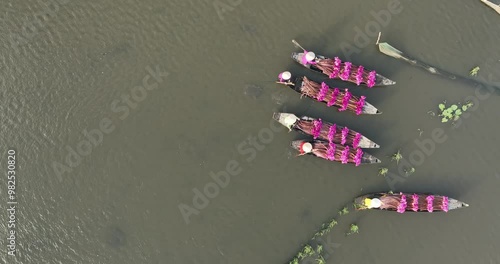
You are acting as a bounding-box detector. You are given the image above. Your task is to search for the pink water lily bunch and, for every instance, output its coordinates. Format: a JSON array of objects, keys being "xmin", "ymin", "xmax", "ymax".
[
  {"xmin": 317, "ymin": 82, "xmax": 329, "ymax": 101},
  {"xmin": 352, "ymin": 133, "xmax": 361, "ymax": 148},
  {"xmin": 397, "ymin": 193, "xmax": 407, "ymax": 213},
  {"xmin": 355, "ymin": 66, "xmax": 364, "ymax": 85},
  {"xmin": 341, "ymin": 127, "xmax": 349, "ymax": 145},
  {"xmin": 426, "ymin": 195, "xmax": 435, "ymax": 212},
  {"xmin": 356, "ymin": 96, "xmax": 366, "ymax": 115},
  {"xmin": 340, "ymin": 62, "xmax": 352, "ymax": 81},
  {"xmin": 312, "ymin": 119, "xmax": 323, "ymax": 139},
  {"xmin": 327, "ymin": 124, "xmax": 337, "ymax": 143},
  {"xmin": 327, "ymin": 88, "xmax": 339, "ymax": 107},
  {"xmin": 412, "ymin": 194, "xmax": 419, "ymax": 212},
  {"xmin": 367, "ymin": 71, "xmax": 376, "ymax": 88},
  {"xmin": 442, "ymin": 196, "xmax": 449, "ymax": 212},
  {"xmin": 354, "ymin": 148, "xmax": 363, "ymax": 166},
  {"xmin": 330, "ymin": 57, "xmax": 342, "ymax": 78},
  {"xmin": 326, "ymin": 144, "xmax": 336, "ymax": 161},
  {"xmin": 340, "ymin": 146, "xmax": 349, "ymax": 164},
  {"xmin": 339, "ymin": 89, "xmax": 351, "ymax": 111}
]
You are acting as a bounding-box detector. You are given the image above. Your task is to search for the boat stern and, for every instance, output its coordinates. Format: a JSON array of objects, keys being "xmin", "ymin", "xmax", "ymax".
[
  {"xmin": 357, "ymin": 136, "xmax": 380, "ymax": 148},
  {"xmin": 374, "ymin": 73, "xmax": 396, "ymax": 86},
  {"xmin": 273, "ymin": 113, "xmax": 299, "ymax": 130},
  {"xmin": 290, "ymin": 140, "xmax": 307, "ymax": 151},
  {"xmin": 353, "ymin": 194, "xmax": 373, "ymax": 210},
  {"xmin": 361, "ymin": 152, "xmax": 381, "ymax": 164},
  {"xmin": 448, "ymin": 198, "xmax": 470, "ymax": 211},
  {"xmin": 291, "ymin": 52, "xmax": 310, "ymax": 68},
  {"xmin": 362, "ymin": 101, "xmax": 382, "ymax": 115}
]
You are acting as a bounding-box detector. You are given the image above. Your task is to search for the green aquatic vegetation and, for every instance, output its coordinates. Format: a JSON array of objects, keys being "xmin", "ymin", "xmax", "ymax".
[
  {"xmin": 339, "ymin": 207, "xmax": 349, "ymax": 216},
  {"xmin": 315, "ymin": 245, "xmax": 323, "ymax": 255},
  {"xmin": 469, "ymin": 66, "xmax": 480, "ymax": 76},
  {"xmin": 300, "ymin": 244, "xmax": 315, "ymax": 258},
  {"xmin": 391, "ymin": 150, "xmax": 403, "ymax": 164},
  {"xmin": 315, "ymin": 255, "xmax": 326, "ymax": 264},
  {"xmin": 378, "ymin": 167, "xmax": 388, "ymax": 177},
  {"xmin": 438, "ymin": 101, "xmax": 473, "ymax": 123},
  {"xmin": 313, "ymin": 219, "xmax": 338, "ymax": 239},
  {"xmin": 405, "ymin": 167, "xmax": 415, "ymax": 176},
  {"xmin": 347, "ymin": 224, "xmax": 359, "ymax": 236},
  {"xmin": 290, "ymin": 258, "xmax": 299, "ymax": 264}
]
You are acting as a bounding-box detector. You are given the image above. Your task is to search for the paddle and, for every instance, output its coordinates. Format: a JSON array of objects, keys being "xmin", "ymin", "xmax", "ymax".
[{"xmin": 291, "ymin": 39, "xmax": 306, "ymax": 52}]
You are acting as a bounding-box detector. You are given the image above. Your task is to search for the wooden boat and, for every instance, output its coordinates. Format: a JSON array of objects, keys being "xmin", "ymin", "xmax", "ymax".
[
  {"xmin": 291, "ymin": 139, "xmax": 381, "ymax": 166},
  {"xmin": 480, "ymin": 0, "xmax": 500, "ymax": 14},
  {"xmin": 276, "ymin": 71, "xmax": 381, "ymax": 115},
  {"xmin": 354, "ymin": 192, "xmax": 469, "ymax": 213},
  {"xmin": 291, "ymin": 40, "xmax": 396, "ymax": 87},
  {"xmin": 273, "ymin": 112, "xmax": 380, "ymax": 148}
]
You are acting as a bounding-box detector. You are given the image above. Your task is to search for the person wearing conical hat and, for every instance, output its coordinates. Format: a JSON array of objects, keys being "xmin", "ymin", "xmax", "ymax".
[{"xmin": 364, "ymin": 198, "xmax": 382, "ymax": 209}]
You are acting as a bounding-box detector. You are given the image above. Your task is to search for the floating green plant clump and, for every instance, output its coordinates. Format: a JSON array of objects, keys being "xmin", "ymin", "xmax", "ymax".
[
  {"xmin": 315, "ymin": 245, "xmax": 323, "ymax": 255},
  {"xmin": 315, "ymin": 255, "xmax": 326, "ymax": 264},
  {"xmin": 347, "ymin": 224, "xmax": 359, "ymax": 236},
  {"xmin": 378, "ymin": 167, "xmax": 388, "ymax": 176},
  {"xmin": 339, "ymin": 207, "xmax": 349, "ymax": 216},
  {"xmin": 391, "ymin": 150, "xmax": 403, "ymax": 164},
  {"xmin": 313, "ymin": 219, "xmax": 338, "ymax": 239},
  {"xmin": 438, "ymin": 101, "xmax": 473, "ymax": 123},
  {"xmin": 469, "ymin": 66, "xmax": 480, "ymax": 77},
  {"xmin": 405, "ymin": 167, "xmax": 416, "ymax": 176}
]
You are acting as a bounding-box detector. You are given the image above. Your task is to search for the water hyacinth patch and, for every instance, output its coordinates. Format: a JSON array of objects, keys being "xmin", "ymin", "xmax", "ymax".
[
  {"xmin": 347, "ymin": 224, "xmax": 359, "ymax": 235},
  {"xmin": 469, "ymin": 66, "xmax": 480, "ymax": 77},
  {"xmin": 391, "ymin": 150, "xmax": 403, "ymax": 164},
  {"xmin": 316, "ymin": 256, "xmax": 326, "ymax": 264},
  {"xmin": 438, "ymin": 101, "xmax": 473, "ymax": 123},
  {"xmin": 313, "ymin": 218, "xmax": 338, "ymax": 239},
  {"xmin": 339, "ymin": 207, "xmax": 349, "ymax": 215},
  {"xmin": 405, "ymin": 167, "xmax": 416, "ymax": 175},
  {"xmin": 378, "ymin": 167, "xmax": 388, "ymax": 176}
]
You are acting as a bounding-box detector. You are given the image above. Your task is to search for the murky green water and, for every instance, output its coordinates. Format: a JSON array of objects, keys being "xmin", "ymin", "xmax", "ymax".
[{"xmin": 1, "ymin": 0, "xmax": 500, "ymax": 263}]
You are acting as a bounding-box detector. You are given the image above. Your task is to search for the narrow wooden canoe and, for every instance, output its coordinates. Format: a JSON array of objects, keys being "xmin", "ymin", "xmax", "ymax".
[
  {"xmin": 276, "ymin": 72, "xmax": 381, "ymax": 115},
  {"xmin": 291, "ymin": 47, "xmax": 395, "ymax": 87},
  {"xmin": 354, "ymin": 192, "xmax": 469, "ymax": 213},
  {"xmin": 291, "ymin": 139, "xmax": 381, "ymax": 166},
  {"xmin": 273, "ymin": 112, "xmax": 380, "ymax": 148}
]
